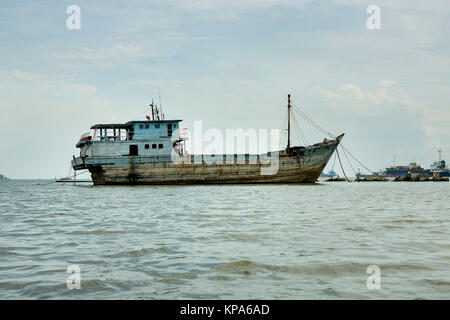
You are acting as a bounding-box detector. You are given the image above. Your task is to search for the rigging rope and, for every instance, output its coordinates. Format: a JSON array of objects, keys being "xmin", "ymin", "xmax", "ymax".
[
  {"xmin": 293, "ymin": 112, "xmax": 309, "ymax": 146},
  {"xmin": 291, "ymin": 111, "xmax": 308, "ymax": 146},
  {"xmin": 290, "ymin": 102, "xmax": 337, "ymax": 139},
  {"xmin": 66, "ymin": 164, "xmax": 72, "ymax": 179},
  {"xmin": 331, "ymin": 151, "xmax": 337, "ymax": 171},
  {"xmin": 285, "ymin": 97, "xmax": 376, "ymax": 177},
  {"xmin": 279, "ymin": 107, "xmax": 288, "ymax": 149},
  {"xmin": 37, "ymin": 170, "xmax": 90, "ymax": 186},
  {"xmin": 336, "ymin": 148, "xmax": 350, "ymax": 182},
  {"xmin": 340, "ymin": 145, "xmax": 357, "ymax": 176},
  {"xmin": 340, "ymin": 144, "xmax": 377, "ymax": 174}
]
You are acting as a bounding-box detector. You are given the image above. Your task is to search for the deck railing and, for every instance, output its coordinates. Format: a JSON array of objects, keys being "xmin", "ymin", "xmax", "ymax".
[
  {"xmin": 88, "ymin": 129, "xmax": 184, "ymax": 142},
  {"xmin": 78, "ymin": 128, "xmax": 189, "ymax": 145}
]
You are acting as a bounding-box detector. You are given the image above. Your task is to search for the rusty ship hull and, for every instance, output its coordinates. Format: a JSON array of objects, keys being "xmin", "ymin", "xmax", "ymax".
[
  {"xmin": 71, "ymin": 95, "xmax": 343, "ymax": 185},
  {"xmin": 72, "ymin": 136, "xmax": 342, "ymax": 185}
]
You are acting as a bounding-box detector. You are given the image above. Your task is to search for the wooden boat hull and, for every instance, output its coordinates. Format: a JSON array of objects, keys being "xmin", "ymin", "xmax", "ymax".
[{"xmin": 72, "ymin": 136, "xmax": 342, "ymax": 185}]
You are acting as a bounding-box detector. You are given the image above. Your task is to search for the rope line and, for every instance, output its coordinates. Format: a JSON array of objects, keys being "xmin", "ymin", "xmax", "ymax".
[
  {"xmin": 291, "ymin": 112, "xmax": 309, "ymax": 146},
  {"xmin": 331, "ymin": 151, "xmax": 337, "ymax": 171},
  {"xmin": 340, "ymin": 145, "xmax": 357, "ymax": 176},
  {"xmin": 288, "ymin": 99, "xmax": 377, "ymax": 176},
  {"xmin": 340, "ymin": 144, "xmax": 377, "ymax": 174},
  {"xmin": 279, "ymin": 107, "xmax": 288, "ymax": 149},
  {"xmin": 336, "ymin": 148, "xmax": 350, "ymax": 182},
  {"xmin": 37, "ymin": 170, "xmax": 90, "ymax": 186},
  {"xmin": 293, "ymin": 112, "xmax": 309, "ymax": 146},
  {"xmin": 290, "ymin": 102, "xmax": 337, "ymax": 139}
]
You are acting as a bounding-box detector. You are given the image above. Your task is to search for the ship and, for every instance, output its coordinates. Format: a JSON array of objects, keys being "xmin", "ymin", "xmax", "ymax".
[
  {"xmin": 385, "ymin": 162, "xmax": 429, "ymax": 177},
  {"xmin": 385, "ymin": 150, "xmax": 449, "ymax": 178},
  {"xmin": 429, "ymin": 149, "xmax": 449, "ymax": 177},
  {"xmin": 71, "ymin": 95, "xmax": 344, "ymax": 185},
  {"xmin": 355, "ymin": 169, "xmax": 377, "ymax": 179},
  {"xmin": 320, "ymin": 170, "xmax": 337, "ymax": 178}
]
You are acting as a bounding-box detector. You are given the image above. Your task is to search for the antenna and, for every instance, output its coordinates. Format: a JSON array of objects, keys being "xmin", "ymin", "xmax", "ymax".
[
  {"xmin": 155, "ymin": 104, "xmax": 160, "ymax": 120},
  {"xmin": 438, "ymin": 148, "xmax": 442, "ymax": 162},
  {"xmin": 158, "ymin": 87, "xmax": 163, "ymax": 120},
  {"xmin": 287, "ymin": 94, "xmax": 291, "ymax": 154}
]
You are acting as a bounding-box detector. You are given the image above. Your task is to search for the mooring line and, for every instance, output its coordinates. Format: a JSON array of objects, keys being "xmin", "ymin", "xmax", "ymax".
[
  {"xmin": 336, "ymin": 147, "xmax": 350, "ymax": 182},
  {"xmin": 37, "ymin": 170, "xmax": 89, "ymax": 186}
]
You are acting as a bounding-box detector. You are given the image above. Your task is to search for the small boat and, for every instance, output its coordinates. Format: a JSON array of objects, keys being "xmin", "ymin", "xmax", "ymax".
[
  {"xmin": 325, "ymin": 175, "xmax": 346, "ymax": 182},
  {"xmin": 429, "ymin": 149, "xmax": 450, "ymax": 177},
  {"xmin": 56, "ymin": 176, "xmax": 72, "ymax": 182},
  {"xmin": 320, "ymin": 170, "xmax": 337, "ymax": 178},
  {"xmin": 71, "ymin": 95, "xmax": 344, "ymax": 185}
]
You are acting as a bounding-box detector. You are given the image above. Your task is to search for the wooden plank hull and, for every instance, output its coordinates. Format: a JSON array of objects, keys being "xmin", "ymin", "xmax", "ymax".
[{"xmin": 73, "ymin": 138, "xmax": 341, "ymax": 185}]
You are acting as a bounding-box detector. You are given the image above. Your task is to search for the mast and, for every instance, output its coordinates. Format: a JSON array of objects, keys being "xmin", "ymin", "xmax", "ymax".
[
  {"xmin": 150, "ymin": 100, "xmax": 155, "ymax": 120},
  {"xmin": 287, "ymin": 94, "xmax": 291, "ymax": 154},
  {"xmin": 155, "ymin": 104, "xmax": 160, "ymax": 120}
]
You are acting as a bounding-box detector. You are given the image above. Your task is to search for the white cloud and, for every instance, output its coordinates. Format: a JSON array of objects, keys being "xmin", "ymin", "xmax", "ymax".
[
  {"xmin": 0, "ymin": 71, "xmax": 118, "ymax": 178},
  {"xmin": 423, "ymin": 108, "xmax": 450, "ymax": 148},
  {"xmin": 378, "ymin": 79, "xmax": 396, "ymax": 87},
  {"xmin": 154, "ymin": 0, "xmax": 314, "ymax": 19},
  {"xmin": 316, "ymin": 80, "xmax": 422, "ymax": 114},
  {"xmin": 424, "ymin": 124, "xmax": 450, "ymax": 149},
  {"xmin": 2, "ymin": 70, "xmax": 44, "ymax": 81},
  {"xmin": 167, "ymin": 0, "xmax": 312, "ymax": 12},
  {"xmin": 0, "ymin": 70, "xmax": 115, "ymax": 132},
  {"xmin": 315, "ymin": 79, "xmax": 450, "ymax": 151},
  {"xmin": 331, "ymin": 0, "xmax": 450, "ymax": 12},
  {"xmin": 319, "ymin": 83, "xmax": 365, "ymax": 100},
  {"xmin": 54, "ymin": 32, "xmax": 209, "ymax": 67},
  {"xmin": 55, "ymin": 41, "xmax": 161, "ymax": 67}
]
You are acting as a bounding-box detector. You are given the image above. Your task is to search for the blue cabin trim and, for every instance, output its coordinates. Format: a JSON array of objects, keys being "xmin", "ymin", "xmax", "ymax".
[
  {"xmin": 129, "ymin": 120, "xmax": 181, "ymax": 140},
  {"xmin": 76, "ymin": 119, "xmax": 185, "ymax": 158}
]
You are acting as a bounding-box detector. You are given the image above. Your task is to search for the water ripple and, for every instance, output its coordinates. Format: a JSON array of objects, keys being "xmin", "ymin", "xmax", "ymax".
[{"xmin": 0, "ymin": 180, "xmax": 449, "ymax": 299}]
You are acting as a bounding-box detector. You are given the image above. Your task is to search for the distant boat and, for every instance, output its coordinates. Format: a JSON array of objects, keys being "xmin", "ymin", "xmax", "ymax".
[
  {"xmin": 385, "ymin": 149, "xmax": 450, "ymax": 178},
  {"xmin": 71, "ymin": 95, "xmax": 344, "ymax": 185},
  {"xmin": 320, "ymin": 170, "xmax": 337, "ymax": 178},
  {"xmin": 428, "ymin": 149, "xmax": 450, "ymax": 177},
  {"xmin": 429, "ymin": 160, "xmax": 449, "ymax": 177},
  {"xmin": 385, "ymin": 162, "xmax": 429, "ymax": 177},
  {"xmin": 355, "ymin": 168, "xmax": 379, "ymax": 179}
]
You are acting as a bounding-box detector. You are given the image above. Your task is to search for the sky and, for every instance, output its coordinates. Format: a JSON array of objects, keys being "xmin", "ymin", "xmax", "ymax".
[{"xmin": 0, "ymin": 0, "xmax": 449, "ymax": 178}]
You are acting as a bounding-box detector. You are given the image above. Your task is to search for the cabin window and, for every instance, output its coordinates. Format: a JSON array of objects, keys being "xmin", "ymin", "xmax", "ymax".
[
  {"xmin": 158, "ymin": 144, "xmax": 163, "ymax": 149},
  {"xmin": 145, "ymin": 124, "xmax": 149, "ymax": 129},
  {"xmin": 145, "ymin": 144, "xmax": 149, "ymax": 149},
  {"xmin": 167, "ymin": 123, "xmax": 172, "ymax": 137},
  {"xmin": 152, "ymin": 144, "xmax": 157, "ymax": 149},
  {"xmin": 155, "ymin": 124, "xmax": 160, "ymax": 129},
  {"xmin": 139, "ymin": 125, "xmax": 144, "ymax": 129},
  {"xmin": 130, "ymin": 145, "xmax": 138, "ymax": 156},
  {"xmin": 173, "ymin": 124, "xmax": 177, "ymax": 128}
]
